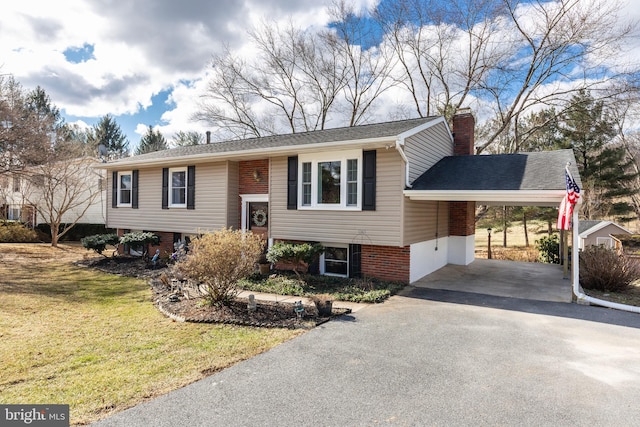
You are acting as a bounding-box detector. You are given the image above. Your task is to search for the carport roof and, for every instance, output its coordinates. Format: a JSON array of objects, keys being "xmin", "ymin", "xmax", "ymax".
[{"xmin": 405, "ymin": 149, "xmax": 581, "ymax": 206}]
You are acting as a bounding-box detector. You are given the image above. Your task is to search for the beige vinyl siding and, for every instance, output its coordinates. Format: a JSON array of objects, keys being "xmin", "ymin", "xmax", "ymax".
[
  {"xmin": 107, "ymin": 162, "xmax": 232, "ymax": 234},
  {"xmin": 583, "ymin": 224, "xmax": 630, "ymax": 248},
  {"xmin": 270, "ymin": 149, "xmax": 404, "ymax": 247},
  {"xmin": 404, "ymin": 121, "xmax": 453, "ymax": 183},
  {"xmin": 227, "ymin": 161, "xmax": 239, "ymax": 229},
  {"xmin": 402, "ymin": 199, "xmax": 449, "ymax": 246}
]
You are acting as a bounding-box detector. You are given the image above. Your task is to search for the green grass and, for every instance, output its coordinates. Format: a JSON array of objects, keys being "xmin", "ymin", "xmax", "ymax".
[
  {"xmin": 238, "ymin": 272, "xmax": 405, "ymax": 303},
  {"xmin": 0, "ymin": 244, "xmax": 302, "ymax": 425}
]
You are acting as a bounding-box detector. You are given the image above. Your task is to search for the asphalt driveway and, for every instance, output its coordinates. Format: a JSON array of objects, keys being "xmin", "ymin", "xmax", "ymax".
[{"xmin": 93, "ymin": 287, "xmax": 640, "ymax": 426}]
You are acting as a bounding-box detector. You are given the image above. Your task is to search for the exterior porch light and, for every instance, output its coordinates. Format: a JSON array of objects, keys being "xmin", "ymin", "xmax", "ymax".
[
  {"xmin": 253, "ymin": 169, "xmax": 262, "ymax": 182},
  {"xmin": 487, "ymin": 228, "xmax": 492, "ymax": 260}
]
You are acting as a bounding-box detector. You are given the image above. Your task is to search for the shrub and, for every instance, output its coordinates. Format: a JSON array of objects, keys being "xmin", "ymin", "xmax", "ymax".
[
  {"xmin": 81, "ymin": 233, "xmax": 120, "ymax": 257},
  {"xmin": 536, "ymin": 234, "xmax": 560, "ymax": 264},
  {"xmin": 266, "ymin": 242, "xmax": 324, "ymax": 278},
  {"xmin": 175, "ymin": 228, "xmax": 264, "ymax": 306},
  {"xmin": 0, "ymin": 221, "xmax": 38, "ymax": 243},
  {"xmin": 579, "ymin": 245, "xmax": 640, "ymax": 292}
]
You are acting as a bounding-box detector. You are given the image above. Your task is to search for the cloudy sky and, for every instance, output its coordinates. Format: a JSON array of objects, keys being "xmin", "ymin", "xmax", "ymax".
[
  {"xmin": 2, "ymin": 0, "xmax": 639, "ymax": 151},
  {"xmin": 1, "ymin": 0, "xmax": 376, "ymax": 150}
]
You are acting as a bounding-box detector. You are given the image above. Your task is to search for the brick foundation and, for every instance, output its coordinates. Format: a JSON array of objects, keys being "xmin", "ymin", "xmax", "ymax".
[
  {"xmin": 148, "ymin": 231, "xmax": 176, "ymax": 259},
  {"xmin": 361, "ymin": 244, "xmax": 410, "ymax": 283}
]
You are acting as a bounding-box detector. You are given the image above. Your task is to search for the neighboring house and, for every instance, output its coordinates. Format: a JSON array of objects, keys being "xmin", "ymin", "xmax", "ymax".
[
  {"xmin": 578, "ymin": 220, "xmax": 632, "ymax": 251},
  {"xmin": 0, "ymin": 157, "xmax": 106, "ymax": 227},
  {"xmin": 100, "ymin": 111, "xmax": 580, "ymax": 284}
]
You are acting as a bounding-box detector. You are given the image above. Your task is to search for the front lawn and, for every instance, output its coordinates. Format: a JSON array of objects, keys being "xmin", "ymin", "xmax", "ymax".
[{"xmin": 0, "ymin": 244, "xmax": 302, "ymax": 425}]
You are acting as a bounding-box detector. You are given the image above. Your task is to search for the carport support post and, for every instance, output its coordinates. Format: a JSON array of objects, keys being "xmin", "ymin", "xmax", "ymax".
[{"xmin": 563, "ymin": 229, "xmax": 569, "ymax": 279}]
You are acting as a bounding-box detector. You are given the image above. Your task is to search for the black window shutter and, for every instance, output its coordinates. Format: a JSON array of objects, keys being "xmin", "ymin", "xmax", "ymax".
[
  {"xmin": 112, "ymin": 171, "xmax": 118, "ymax": 208},
  {"xmin": 187, "ymin": 165, "xmax": 195, "ymax": 210},
  {"xmin": 349, "ymin": 244, "xmax": 362, "ymax": 278},
  {"xmin": 161, "ymin": 168, "xmax": 169, "ymax": 209},
  {"xmin": 287, "ymin": 156, "xmax": 298, "ymax": 210},
  {"xmin": 131, "ymin": 170, "xmax": 139, "ymax": 209},
  {"xmin": 362, "ymin": 150, "xmax": 376, "ymax": 211}
]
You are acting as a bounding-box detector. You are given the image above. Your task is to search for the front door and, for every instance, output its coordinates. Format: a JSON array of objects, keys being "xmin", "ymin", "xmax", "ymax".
[{"xmin": 248, "ymin": 201, "xmax": 268, "ymax": 240}]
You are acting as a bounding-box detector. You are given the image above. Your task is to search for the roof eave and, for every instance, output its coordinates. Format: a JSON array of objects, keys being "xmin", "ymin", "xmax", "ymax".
[
  {"xmin": 403, "ymin": 189, "xmax": 567, "ymax": 206},
  {"xmin": 95, "ymin": 135, "xmax": 398, "ymax": 170}
]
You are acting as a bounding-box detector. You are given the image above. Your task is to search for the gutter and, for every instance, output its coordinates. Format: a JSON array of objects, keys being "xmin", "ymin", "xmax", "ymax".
[
  {"xmin": 571, "ymin": 207, "xmax": 640, "ymax": 313},
  {"xmin": 395, "ymin": 139, "xmax": 412, "ymax": 188}
]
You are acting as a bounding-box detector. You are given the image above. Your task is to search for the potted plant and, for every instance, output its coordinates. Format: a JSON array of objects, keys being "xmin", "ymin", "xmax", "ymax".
[
  {"xmin": 310, "ymin": 293, "xmax": 334, "ymax": 317},
  {"xmin": 258, "ymin": 253, "xmax": 271, "ymax": 275}
]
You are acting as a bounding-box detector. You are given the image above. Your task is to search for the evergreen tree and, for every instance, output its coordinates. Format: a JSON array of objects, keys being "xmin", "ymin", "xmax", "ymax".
[
  {"xmin": 136, "ymin": 125, "xmax": 168, "ymax": 155},
  {"xmin": 88, "ymin": 114, "xmax": 129, "ymax": 160},
  {"xmin": 171, "ymin": 130, "xmax": 203, "ymax": 147},
  {"xmin": 560, "ymin": 90, "xmax": 637, "ymax": 219}
]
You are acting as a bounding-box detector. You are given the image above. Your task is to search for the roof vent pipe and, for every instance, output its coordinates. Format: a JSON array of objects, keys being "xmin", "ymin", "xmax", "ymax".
[{"xmin": 206, "ymin": 130, "xmax": 211, "ymax": 144}]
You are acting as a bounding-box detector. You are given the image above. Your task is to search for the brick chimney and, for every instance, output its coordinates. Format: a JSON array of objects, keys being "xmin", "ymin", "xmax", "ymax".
[
  {"xmin": 452, "ymin": 109, "xmax": 475, "ymax": 156},
  {"xmin": 449, "ymin": 109, "xmax": 476, "ymax": 241}
]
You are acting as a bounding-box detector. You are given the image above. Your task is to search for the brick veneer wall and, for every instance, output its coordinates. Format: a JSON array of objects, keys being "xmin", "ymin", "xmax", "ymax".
[
  {"xmin": 238, "ymin": 159, "xmax": 269, "ymax": 227},
  {"xmin": 450, "ymin": 111, "xmax": 476, "ymax": 237},
  {"xmin": 449, "ymin": 201, "xmax": 476, "ymax": 236},
  {"xmin": 239, "ymin": 159, "xmax": 269, "ymax": 195},
  {"xmin": 116, "ymin": 228, "xmax": 125, "ymax": 255},
  {"xmin": 148, "ymin": 231, "xmax": 176, "ymax": 259},
  {"xmin": 117, "ymin": 228, "xmax": 175, "ymax": 259},
  {"xmin": 361, "ymin": 244, "xmax": 410, "ymax": 283},
  {"xmin": 452, "ymin": 112, "xmax": 475, "ymax": 156}
]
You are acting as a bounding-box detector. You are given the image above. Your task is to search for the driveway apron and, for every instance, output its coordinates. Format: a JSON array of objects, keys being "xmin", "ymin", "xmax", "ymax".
[{"xmin": 93, "ymin": 288, "xmax": 640, "ymax": 427}]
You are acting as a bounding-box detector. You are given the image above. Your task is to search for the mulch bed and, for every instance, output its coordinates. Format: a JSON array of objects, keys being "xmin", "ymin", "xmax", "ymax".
[{"xmin": 81, "ymin": 256, "xmax": 350, "ymax": 329}]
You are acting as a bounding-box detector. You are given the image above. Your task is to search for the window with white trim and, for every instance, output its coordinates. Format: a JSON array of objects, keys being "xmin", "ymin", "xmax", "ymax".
[
  {"xmin": 320, "ymin": 245, "xmax": 349, "ymax": 277},
  {"xmin": 299, "ymin": 150, "xmax": 361, "ymax": 210},
  {"xmin": 169, "ymin": 167, "xmax": 187, "ymax": 207},
  {"xmin": 117, "ymin": 171, "xmax": 132, "ymax": 206}
]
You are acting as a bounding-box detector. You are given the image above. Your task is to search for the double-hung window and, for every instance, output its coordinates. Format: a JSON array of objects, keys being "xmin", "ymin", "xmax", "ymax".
[
  {"xmin": 117, "ymin": 171, "xmax": 132, "ymax": 207},
  {"xmin": 299, "ymin": 150, "xmax": 361, "ymax": 210},
  {"xmin": 169, "ymin": 167, "xmax": 187, "ymax": 207}
]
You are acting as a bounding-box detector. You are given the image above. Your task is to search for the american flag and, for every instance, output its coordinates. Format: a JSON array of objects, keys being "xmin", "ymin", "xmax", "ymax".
[{"xmin": 556, "ymin": 169, "xmax": 580, "ymax": 230}]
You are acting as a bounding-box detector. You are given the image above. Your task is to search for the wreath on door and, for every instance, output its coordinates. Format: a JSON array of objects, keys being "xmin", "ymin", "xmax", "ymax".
[{"xmin": 252, "ymin": 209, "xmax": 267, "ymax": 227}]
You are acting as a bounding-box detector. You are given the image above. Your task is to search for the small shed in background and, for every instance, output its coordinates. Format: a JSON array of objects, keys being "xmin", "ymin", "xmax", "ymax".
[{"xmin": 578, "ymin": 220, "xmax": 633, "ymax": 252}]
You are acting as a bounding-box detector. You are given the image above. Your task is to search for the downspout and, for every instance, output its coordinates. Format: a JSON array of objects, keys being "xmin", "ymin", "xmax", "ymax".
[
  {"xmin": 395, "ymin": 139, "xmax": 412, "ymax": 188},
  {"xmin": 571, "ymin": 207, "xmax": 640, "ymax": 313}
]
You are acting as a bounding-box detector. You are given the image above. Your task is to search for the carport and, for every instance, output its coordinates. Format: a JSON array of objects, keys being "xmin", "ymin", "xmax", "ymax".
[{"xmin": 404, "ymin": 149, "xmax": 579, "ymax": 303}]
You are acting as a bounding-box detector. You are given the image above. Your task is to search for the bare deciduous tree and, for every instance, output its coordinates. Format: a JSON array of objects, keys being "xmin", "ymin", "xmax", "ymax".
[
  {"xmin": 475, "ymin": 0, "xmax": 636, "ymax": 153},
  {"xmin": 20, "ymin": 148, "xmax": 104, "ymax": 247}
]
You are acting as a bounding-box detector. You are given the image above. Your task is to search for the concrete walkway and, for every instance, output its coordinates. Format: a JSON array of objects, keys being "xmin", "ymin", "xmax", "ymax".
[{"xmin": 93, "ymin": 287, "xmax": 640, "ymax": 427}]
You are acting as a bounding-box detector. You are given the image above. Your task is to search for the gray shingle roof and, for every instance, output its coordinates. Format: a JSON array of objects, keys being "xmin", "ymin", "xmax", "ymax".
[
  {"xmin": 409, "ymin": 149, "xmax": 581, "ymax": 191},
  {"xmin": 578, "ymin": 220, "xmax": 603, "ymax": 234},
  {"xmin": 108, "ymin": 117, "xmax": 438, "ymax": 166}
]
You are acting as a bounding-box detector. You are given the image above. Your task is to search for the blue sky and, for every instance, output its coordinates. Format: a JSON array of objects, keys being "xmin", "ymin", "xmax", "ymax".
[{"xmin": 2, "ymin": 0, "xmax": 639, "ymax": 151}]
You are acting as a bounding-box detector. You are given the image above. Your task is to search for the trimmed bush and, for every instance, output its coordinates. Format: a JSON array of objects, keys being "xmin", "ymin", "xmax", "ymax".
[
  {"xmin": 81, "ymin": 234, "xmax": 120, "ymax": 257},
  {"xmin": 0, "ymin": 221, "xmax": 38, "ymax": 243},
  {"xmin": 120, "ymin": 232, "xmax": 160, "ymax": 258},
  {"xmin": 266, "ymin": 242, "xmax": 324, "ymax": 278},
  {"xmin": 579, "ymin": 245, "xmax": 640, "ymax": 292},
  {"xmin": 175, "ymin": 228, "xmax": 264, "ymax": 306}
]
